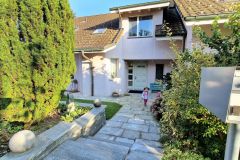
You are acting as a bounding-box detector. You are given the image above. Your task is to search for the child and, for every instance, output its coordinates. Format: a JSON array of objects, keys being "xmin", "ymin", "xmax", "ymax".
[{"xmin": 142, "ymin": 87, "xmax": 149, "ymax": 106}]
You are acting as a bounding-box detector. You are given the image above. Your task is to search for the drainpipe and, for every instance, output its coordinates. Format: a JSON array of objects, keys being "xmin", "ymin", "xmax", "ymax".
[
  {"xmin": 81, "ymin": 50, "xmax": 94, "ymax": 96},
  {"xmin": 182, "ymin": 35, "xmax": 186, "ymax": 52}
]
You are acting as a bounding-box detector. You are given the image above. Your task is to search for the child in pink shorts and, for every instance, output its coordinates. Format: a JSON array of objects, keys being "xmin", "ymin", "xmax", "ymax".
[{"xmin": 142, "ymin": 87, "xmax": 149, "ymax": 106}]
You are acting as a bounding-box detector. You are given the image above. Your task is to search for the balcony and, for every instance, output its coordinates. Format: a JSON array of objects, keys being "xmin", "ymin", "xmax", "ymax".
[{"xmin": 155, "ymin": 8, "xmax": 187, "ymax": 39}]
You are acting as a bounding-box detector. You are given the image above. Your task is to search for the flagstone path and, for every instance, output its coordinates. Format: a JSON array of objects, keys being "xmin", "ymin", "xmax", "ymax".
[{"xmin": 45, "ymin": 94, "xmax": 163, "ymax": 160}]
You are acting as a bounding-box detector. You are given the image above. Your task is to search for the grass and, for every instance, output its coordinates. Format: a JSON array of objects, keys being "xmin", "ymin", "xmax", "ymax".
[{"xmin": 62, "ymin": 98, "xmax": 122, "ymax": 120}]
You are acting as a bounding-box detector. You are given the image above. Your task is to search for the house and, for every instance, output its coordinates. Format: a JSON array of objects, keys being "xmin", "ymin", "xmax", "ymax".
[{"xmin": 71, "ymin": 0, "xmax": 238, "ymax": 96}]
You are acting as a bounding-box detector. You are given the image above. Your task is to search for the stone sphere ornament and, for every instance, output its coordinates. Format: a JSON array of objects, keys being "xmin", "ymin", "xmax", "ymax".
[
  {"xmin": 93, "ymin": 99, "xmax": 102, "ymax": 107},
  {"xmin": 9, "ymin": 130, "xmax": 36, "ymax": 153}
]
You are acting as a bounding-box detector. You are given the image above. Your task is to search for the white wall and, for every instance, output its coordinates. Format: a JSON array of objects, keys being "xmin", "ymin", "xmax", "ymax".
[
  {"xmin": 147, "ymin": 60, "xmax": 172, "ymax": 84},
  {"xmin": 120, "ymin": 9, "xmax": 182, "ymax": 60}
]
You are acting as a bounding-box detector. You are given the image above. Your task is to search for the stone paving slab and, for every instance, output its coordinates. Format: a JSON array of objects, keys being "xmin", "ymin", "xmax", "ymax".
[
  {"xmin": 122, "ymin": 130, "xmax": 141, "ymax": 140},
  {"xmin": 145, "ymin": 120, "xmax": 160, "ymax": 126},
  {"xmin": 45, "ymin": 138, "xmax": 129, "ymax": 160},
  {"xmin": 131, "ymin": 143, "xmax": 163, "ymax": 155},
  {"xmin": 90, "ymin": 93, "xmax": 163, "ymax": 159},
  {"xmin": 122, "ymin": 123, "xmax": 149, "ymax": 132},
  {"xmin": 126, "ymin": 151, "xmax": 162, "ymax": 160},
  {"xmin": 106, "ymin": 121, "xmax": 123, "ymax": 128},
  {"xmin": 128, "ymin": 119, "xmax": 145, "ymax": 125},
  {"xmin": 135, "ymin": 115, "xmax": 154, "ymax": 121},
  {"xmin": 98, "ymin": 127, "xmax": 124, "ymax": 136},
  {"xmin": 135, "ymin": 139, "xmax": 163, "ymax": 148},
  {"xmin": 111, "ymin": 116, "xmax": 129, "ymax": 122},
  {"xmin": 94, "ymin": 133, "xmax": 115, "ymax": 141},
  {"xmin": 115, "ymin": 137, "xmax": 134, "ymax": 145},
  {"xmin": 141, "ymin": 133, "xmax": 161, "ymax": 141},
  {"xmin": 149, "ymin": 126, "xmax": 161, "ymax": 134}
]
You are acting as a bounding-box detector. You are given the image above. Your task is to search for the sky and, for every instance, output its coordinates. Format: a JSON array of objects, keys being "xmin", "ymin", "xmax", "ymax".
[{"xmin": 69, "ymin": 0, "xmax": 157, "ymax": 17}]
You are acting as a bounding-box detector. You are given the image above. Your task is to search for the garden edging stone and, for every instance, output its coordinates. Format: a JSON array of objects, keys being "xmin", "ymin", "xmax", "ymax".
[{"xmin": 0, "ymin": 106, "xmax": 106, "ymax": 160}]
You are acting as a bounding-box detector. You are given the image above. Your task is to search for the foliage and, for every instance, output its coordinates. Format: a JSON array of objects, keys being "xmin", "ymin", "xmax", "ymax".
[
  {"xmin": 61, "ymin": 98, "xmax": 122, "ymax": 120},
  {"xmin": 163, "ymin": 72, "xmax": 172, "ymax": 90},
  {"xmin": 162, "ymin": 147, "xmax": 209, "ymax": 160},
  {"xmin": 60, "ymin": 103, "xmax": 91, "ymax": 123},
  {"xmin": 0, "ymin": 0, "xmax": 75, "ymax": 126},
  {"xmin": 195, "ymin": 4, "xmax": 240, "ymax": 66},
  {"xmin": 160, "ymin": 49, "xmax": 227, "ymax": 159}
]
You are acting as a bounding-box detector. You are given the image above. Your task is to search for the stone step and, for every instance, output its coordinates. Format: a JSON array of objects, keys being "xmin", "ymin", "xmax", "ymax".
[{"xmin": 44, "ymin": 138, "xmax": 130, "ymax": 160}]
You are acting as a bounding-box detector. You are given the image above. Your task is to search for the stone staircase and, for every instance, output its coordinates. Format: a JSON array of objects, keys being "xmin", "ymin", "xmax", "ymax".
[
  {"xmin": 44, "ymin": 136, "xmax": 163, "ymax": 160},
  {"xmin": 45, "ymin": 94, "xmax": 163, "ymax": 160}
]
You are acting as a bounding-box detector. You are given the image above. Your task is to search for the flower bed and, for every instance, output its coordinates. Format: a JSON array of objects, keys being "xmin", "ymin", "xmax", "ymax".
[{"xmin": 0, "ymin": 102, "xmax": 91, "ymax": 157}]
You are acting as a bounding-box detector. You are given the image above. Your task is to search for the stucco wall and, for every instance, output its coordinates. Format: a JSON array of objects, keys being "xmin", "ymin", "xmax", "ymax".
[
  {"xmin": 147, "ymin": 60, "xmax": 172, "ymax": 85},
  {"xmin": 119, "ymin": 9, "xmax": 182, "ymax": 60}
]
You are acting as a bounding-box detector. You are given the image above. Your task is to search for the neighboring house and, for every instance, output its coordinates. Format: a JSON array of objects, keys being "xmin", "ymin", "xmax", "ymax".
[{"xmin": 71, "ymin": 0, "xmax": 238, "ymax": 96}]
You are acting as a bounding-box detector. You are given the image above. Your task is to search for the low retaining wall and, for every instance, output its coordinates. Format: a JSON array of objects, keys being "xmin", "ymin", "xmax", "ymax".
[{"xmin": 1, "ymin": 106, "xmax": 106, "ymax": 160}]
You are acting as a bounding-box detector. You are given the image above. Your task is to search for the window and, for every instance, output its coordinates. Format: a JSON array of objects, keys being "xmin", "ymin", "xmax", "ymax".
[
  {"xmin": 129, "ymin": 17, "xmax": 137, "ymax": 37},
  {"xmin": 93, "ymin": 28, "xmax": 106, "ymax": 34},
  {"xmin": 139, "ymin": 16, "xmax": 152, "ymax": 37},
  {"xmin": 156, "ymin": 64, "xmax": 164, "ymax": 80},
  {"xmin": 110, "ymin": 59, "xmax": 118, "ymax": 78},
  {"xmin": 128, "ymin": 63, "xmax": 133, "ymax": 87},
  {"xmin": 128, "ymin": 15, "xmax": 153, "ymax": 37}
]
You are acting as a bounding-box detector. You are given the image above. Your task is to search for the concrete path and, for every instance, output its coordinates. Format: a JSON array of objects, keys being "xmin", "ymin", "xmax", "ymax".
[{"xmin": 45, "ymin": 94, "xmax": 163, "ymax": 160}]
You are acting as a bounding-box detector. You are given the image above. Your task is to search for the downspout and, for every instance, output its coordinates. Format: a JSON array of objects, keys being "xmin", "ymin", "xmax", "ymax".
[
  {"xmin": 81, "ymin": 50, "xmax": 94, "ymax": 96},
  {"xmin": 182, "ymin": 35, "xmax": 186, "ymax": 52}
]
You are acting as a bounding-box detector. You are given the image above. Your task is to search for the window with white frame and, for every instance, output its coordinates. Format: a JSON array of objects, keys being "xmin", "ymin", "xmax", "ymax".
[
  {"xmin": 110, "ymin": 59, "xmax": 118, "ymax": 78},
  {"xmin": 129, "ymin": 15, "xmax": 153, "ymax": 37}
]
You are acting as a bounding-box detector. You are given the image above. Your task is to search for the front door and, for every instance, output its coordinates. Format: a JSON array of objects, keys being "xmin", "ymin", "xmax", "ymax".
[{"xmin": 133, "ymin": 62, "xmax": 148, "ymax": 90}]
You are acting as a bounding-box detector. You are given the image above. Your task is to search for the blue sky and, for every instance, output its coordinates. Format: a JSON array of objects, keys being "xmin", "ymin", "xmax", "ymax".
[{"xmin": 69, "ymin": 0, "xmax": 157, "ymax": 17}]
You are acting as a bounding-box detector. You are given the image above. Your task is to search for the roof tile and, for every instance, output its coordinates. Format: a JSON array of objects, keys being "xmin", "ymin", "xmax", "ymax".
[
  {"xmin": 174, "ymin": 0, "xmax": 239, "ymax": 20},
  {"xmin": 74, "ymin": 13, "xmax": 122, "ymax": 51}
]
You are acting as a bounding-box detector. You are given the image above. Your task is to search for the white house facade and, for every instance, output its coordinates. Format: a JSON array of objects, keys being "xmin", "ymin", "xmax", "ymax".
[{"xmin": 70, "ymin": 0, "xmax": 237, "ymax": 96}]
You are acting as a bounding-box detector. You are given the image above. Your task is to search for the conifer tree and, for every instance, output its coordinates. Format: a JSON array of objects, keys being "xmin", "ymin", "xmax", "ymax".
[{"xmin": 0, "ymin": 0, "xmax": 75, "ymax": 126}]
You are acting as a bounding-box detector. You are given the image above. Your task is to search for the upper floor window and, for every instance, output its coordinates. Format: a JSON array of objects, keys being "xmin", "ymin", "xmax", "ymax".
[{"xmin": 129, "ymin": 15, "xmax": 153, "ymax": 37}]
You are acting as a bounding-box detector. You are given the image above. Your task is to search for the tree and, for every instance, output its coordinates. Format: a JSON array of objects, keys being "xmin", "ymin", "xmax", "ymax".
[
  {"xmin": 160, "ymin": 49, "xmax": 227, "ymax": 159},
  {"xmin": 195, "ymin": 4, "xmax": 240, "ymax": 66},
  {"xmin": 0, "ymin": 0, "xmax": 75, "ymax": 126}
]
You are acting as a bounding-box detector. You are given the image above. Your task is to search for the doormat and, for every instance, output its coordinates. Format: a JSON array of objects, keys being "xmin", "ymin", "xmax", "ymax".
[{"xmin": 129, "ymin": 90, "xmax": 142, "ymax": 93}]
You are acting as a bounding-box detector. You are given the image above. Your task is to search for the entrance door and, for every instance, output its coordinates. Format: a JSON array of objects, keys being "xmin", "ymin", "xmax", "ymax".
[{"xmin": 133, "ymin": 62, "xmax": 148, "ymax": 90}]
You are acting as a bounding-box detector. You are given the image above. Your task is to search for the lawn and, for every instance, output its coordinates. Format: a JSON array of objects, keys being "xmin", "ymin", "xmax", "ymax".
[{"xmin": 62, "ymin": 97, "xmax": 122, "ymax": 120}]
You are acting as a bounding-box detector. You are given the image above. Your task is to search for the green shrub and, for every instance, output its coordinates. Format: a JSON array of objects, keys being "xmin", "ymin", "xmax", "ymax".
[
  {"xmin": 195, "ymin": 4, "xmax": 240, "ymax": 66},
  {"xmin": 160, "ymin": 49, "xmax": 227, "ymax": 159},
  {"xmin": 61, "ymin": 107, "xmax": 91, "ymax": 122},
  {"xmin": 0, "ymin": 0, "xmax": 75, "ymax": 126},
  {"xmin": 162, "ymin": 147, "xmax": 209, "ymax": 160}
]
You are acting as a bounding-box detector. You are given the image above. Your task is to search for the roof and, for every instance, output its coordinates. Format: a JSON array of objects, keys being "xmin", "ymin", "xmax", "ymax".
[
  {"xmin": 74, "ymin": 13, "xmax": 122, "ymax": 52},
  {"xmin": 174, "ymin": 0, "xmax": 240, "ymax": 21},
  {"xmin": 155, "ymin": 7, "xmax": 187, "ymax": 37},
  {"xmin": 110, "ymin": 0, "xmax": 170, "ymax": 11}
]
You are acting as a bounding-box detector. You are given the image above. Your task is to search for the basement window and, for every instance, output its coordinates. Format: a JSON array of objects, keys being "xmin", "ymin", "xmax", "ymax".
[{"xmin": 93, "ymin": 28, "xmax": 107, "ymax": 34}]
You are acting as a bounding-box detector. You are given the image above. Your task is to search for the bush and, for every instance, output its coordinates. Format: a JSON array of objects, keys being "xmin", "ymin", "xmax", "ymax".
[
  {"xmin": 0, "ymin": 0, "xmax": 75, "ymax": 126},
  {"xmin": 160, "ymin": 49, "xmax": 227, "ymax": 159},
  {"xmin": 195, "ymin": 4, "xmax": 240, "ymax": 66},
  {"xmin": 162, "ymin": 147, "xmax": 209, "ymax": 160}
]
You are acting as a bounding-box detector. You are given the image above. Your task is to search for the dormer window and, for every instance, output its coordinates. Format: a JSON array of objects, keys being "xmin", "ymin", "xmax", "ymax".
[
  {"xmin": 93, "ymin": 28, "xmax": 107, "ymax": 34},
  {"xmin": 129, "ymin": 15, "xmax": 153, "ymax": 37}
]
